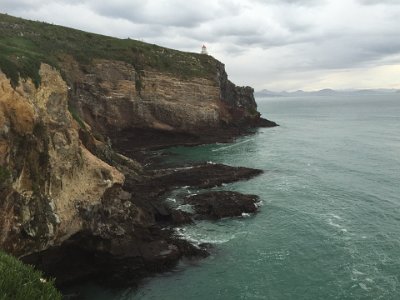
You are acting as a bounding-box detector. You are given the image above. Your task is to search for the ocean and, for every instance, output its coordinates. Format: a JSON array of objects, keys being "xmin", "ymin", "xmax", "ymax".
[{"xmin": 74, "ymin": 94, "xmax": 400, "ymax": 299}]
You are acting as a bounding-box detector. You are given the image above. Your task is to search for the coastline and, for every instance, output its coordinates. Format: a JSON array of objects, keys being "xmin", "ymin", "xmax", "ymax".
[
  {"xmin": 0, "ymin": 13, "xmax": 278, "ymax": 296},
  {"xmin": 22, "ymin": 132, "xmax": 268, "ymax": 291}
]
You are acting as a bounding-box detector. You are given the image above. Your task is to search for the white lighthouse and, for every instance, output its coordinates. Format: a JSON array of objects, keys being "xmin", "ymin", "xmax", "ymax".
[{"xmin": 201, "ymin": 45, "xmax": 208, "ymax": 55}]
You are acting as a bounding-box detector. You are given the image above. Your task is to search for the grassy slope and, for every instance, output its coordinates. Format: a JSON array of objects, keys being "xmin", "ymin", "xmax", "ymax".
[
  {"xmin": 0, "ymin": 13, "xmax": 218, "ymax": 87},
  {"xmin": 0, "ymin": 251, "xmax": 61, "ymax": 300}
]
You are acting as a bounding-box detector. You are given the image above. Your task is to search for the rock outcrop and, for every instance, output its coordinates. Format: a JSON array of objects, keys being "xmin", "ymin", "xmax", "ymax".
[
  {"xmin": 184, "ymin": 191, "xmax": 260, "ymax": 220},
  {"xmin": 0, "ymin": 65, "xmax": 124, "ymax": 256}
]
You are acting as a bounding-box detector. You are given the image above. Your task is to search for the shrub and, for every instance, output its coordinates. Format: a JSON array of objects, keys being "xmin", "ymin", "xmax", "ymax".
[
  {"xmin": 68, "ymin": 104, "xmax": 86, "ymax": 130},
  {"xmin": 0, "ymin": 251, "xmax": 62, "ymax": 300}
]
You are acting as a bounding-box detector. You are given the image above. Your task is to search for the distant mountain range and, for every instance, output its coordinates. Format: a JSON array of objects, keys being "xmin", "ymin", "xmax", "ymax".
[{"xmin": 255, "ymin": 88, "xmax": 400, "ymax": 98}]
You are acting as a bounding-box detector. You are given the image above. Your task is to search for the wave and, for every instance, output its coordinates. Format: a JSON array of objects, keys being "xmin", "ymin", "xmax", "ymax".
[
  {"xmin": 174, "ymin": 227, "xmax": 236, "ymax": 245},
  {"xmin": 211, "ymin": 138, "xmax": 254, "ymax": 152}
]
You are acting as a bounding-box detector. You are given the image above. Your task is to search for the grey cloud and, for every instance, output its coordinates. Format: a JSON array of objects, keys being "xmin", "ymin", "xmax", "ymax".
[
  {"xmin": 251, "ymin": 0, "xmax": 325, "ymax": 6},
  {"xmin": 0, "ymin": 0, "xmax": 47, "ymax": 12},
  {"xmin": 270, "ymin": 31, "xmax": 400, "ymax": 72},
  {"xmin": 88, "ymin": 0, "xmax": 242, "ymax": 28},
  {"xmin": 358, "ymin": 0, "xmax": 400, "ymax": 5},
  {"xmin": 0, "ymin": 0, "xmax": 83, "ymax": 12},
  {"xmin": 1, "ymin": 0, "xmax": 400, "ymax": 90}
]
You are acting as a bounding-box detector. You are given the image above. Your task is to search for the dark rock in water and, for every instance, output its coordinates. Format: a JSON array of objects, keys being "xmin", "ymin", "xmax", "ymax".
[
  {"xmin": 122, "ymin": 163, "xmax": 263, "ymax": 225},
  {"xmin": 166, "ymin": 237, "xmax": 209, "ymax": 258},
  {"xmin": 169, "ymin": 163, "xmax": 263, "ymax": 189},
  {"xmin": 184, "ymin": 191, "xmax": 260, "ymax": 219},
  {"xmin": 128, "ymin": 163, "xmax": 263, "ymax": 193},
  {"xmin": 169, "ymin": 209, "xmax": 194, "ymax": 225},
  {"xmin": 258, "ymin": 117, "xmax": 279, "ymax": 127}
]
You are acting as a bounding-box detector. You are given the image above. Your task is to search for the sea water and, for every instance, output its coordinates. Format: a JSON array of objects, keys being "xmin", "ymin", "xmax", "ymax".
[{"xmin": 74, "ymin": 95, "xmax": 400, "ymax": 299}]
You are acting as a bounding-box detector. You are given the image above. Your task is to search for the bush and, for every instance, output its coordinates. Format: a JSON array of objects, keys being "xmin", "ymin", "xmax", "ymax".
[{"xmin": 0, "ymin": 251, "xmax": 61, "ymax": 300}]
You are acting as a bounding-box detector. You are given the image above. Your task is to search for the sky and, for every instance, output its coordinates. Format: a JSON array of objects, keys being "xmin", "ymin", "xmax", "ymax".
[{"xmin": 1, "ymin": 0, "xmax": 400, "ymax": 91}]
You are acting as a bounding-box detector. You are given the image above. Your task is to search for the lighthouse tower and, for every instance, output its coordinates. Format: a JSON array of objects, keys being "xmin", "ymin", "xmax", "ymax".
[{"xmin": 201, "ymin": 45, "xmax": 208, "ymax": 55}]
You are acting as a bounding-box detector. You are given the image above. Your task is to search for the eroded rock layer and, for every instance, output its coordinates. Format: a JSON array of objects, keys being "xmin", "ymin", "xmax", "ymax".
[{"xmin": 63, "ymin": 57, "xmax": 273, "ymax": 150}]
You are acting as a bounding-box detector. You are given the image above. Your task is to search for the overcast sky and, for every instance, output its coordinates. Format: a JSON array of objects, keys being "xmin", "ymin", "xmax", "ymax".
[{"xmin": 1, "ymin": 0, "xmax": 400, "ymax": 91}]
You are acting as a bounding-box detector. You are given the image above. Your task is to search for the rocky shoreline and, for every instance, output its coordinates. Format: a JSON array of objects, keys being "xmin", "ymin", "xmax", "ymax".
[{"xmin": 22, "ymin": 155, "xmax": 265, "ymax": 290}]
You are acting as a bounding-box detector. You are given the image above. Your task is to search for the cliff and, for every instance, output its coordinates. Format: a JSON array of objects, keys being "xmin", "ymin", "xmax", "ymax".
[
  {"xmin": 0, "ymin": 64, "xmax": 124, "ymax": 256},
  {"xmin": 0, "ymin": 14, "xmax": 273, "ymax": 146},
  {"xmin": 0, "ymin": 13, "xmax": 276, "ymax": 287}
]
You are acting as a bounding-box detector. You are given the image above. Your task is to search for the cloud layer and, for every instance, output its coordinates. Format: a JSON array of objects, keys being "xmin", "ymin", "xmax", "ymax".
[{"xmin": 1, "ymin": 0, "xmax": 400, "ymax": 90}]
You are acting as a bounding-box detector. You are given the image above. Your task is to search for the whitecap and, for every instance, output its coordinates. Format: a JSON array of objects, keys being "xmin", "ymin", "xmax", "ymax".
[
  {"xmin": 328, "ymin": 219, "xmax": 342, "ymax": 228},
  {"xmin": 174, "ymin": 229, "xmax": 234, "ymax": 245},
  {"xmin": 255, "ymin": 200, "xmax": 264, "ymax": 207},
  {"xmin": 330, "ymin": 214, "xmax": 342, "ymax": 220},
  {"xmin": 177, "ymin": 166, "xmax": 194, "ymax": 170},
  {"xmin": 327, "ymin": 217, "xmax": 349, "ymax": 234},
  {"xmin": 352, "ymin": 269, "xmax": 365, "ymax": 276},
  {"xmin": 174, "ymin": 222, "xmax": 239, "ymax": 245},
  {"xmin": 177, "ymin": 204, "xmax": 194, "ymax": 213},
  {"xmin": 359, "ymin": 283, "xmax": 370, "ymax": 291},
  {"xmin": 211, "ymin": 138, "xmax": 253, "ymax": 152}
]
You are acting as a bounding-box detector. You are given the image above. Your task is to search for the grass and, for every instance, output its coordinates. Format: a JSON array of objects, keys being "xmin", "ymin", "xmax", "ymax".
[
  {"xmin": 68, "ymin": 104, "xmax": 86, "ymax": 130},
  {"xmin": 0, "ymin": 251, "xmax": 61, "ymax": 300},
  {"xmin": 0, "ymin": 13, "xmax": 218, "ymax": 87}
]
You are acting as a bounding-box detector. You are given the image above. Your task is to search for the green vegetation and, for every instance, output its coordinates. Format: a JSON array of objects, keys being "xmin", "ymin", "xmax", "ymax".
[
  {"xmin": 0, "ymin": 251, "xmax": 61, "ymax": 300},
  {"xmin": 248, "ymin": 106, "xmax": 259, "ymax": 117},
  {"xmin": 0, "ymin": 13, "xmax": 218, "ymax": 87},
  {"xmin": 68, "ymin": 104, "xmax": 86, "ymax": 130}
]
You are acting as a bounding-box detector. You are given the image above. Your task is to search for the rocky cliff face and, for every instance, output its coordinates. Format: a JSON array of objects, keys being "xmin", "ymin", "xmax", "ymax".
[
  {"xmin": 63, "ymin": 57, "xmax": 264, "ymax": 149},
  {"xmin": 64, "ymin": 59, "xmax": 219, "ymax": 134},
  {"xmin": 0, "ymin": 65, "xmax": 124, "ymax": 256}
]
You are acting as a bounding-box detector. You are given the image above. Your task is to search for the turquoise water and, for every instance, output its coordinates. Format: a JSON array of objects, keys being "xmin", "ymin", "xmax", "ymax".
[{"xmin": 76, "ymin": 95, "xmax": 400, "ymax": 299}]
